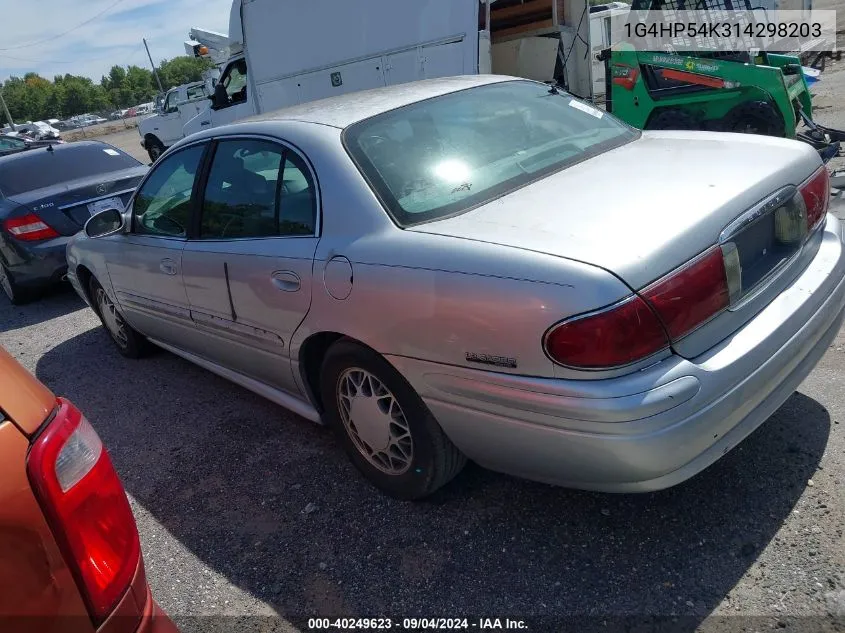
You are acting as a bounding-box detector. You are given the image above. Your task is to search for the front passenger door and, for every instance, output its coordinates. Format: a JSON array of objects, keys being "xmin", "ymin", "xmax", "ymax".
[{"xmin": 106, "ymin": 143, "xmax": 206, "ymax": 346}]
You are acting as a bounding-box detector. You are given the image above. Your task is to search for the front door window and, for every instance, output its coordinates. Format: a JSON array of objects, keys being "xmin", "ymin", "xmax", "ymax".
[{"xmin": 133, "ymin": 145, "xmax": 205, "ymax": 238}]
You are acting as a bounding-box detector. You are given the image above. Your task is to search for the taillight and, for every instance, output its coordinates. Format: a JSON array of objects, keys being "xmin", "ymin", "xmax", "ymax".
[
  {"xmin": 642, "ymin": 246, "xmax": 730, "ymax": 341},
  {"xmin": 544, "ymin": 296, "xmax": 669, "ymax": 368},
  {"xmin": 3, "ymin": 213, "xmax": 60, "ymax": 241},
  {"xmin": 27, "ymin": 399, "xmax": 141, "ymax": 625},
  {"xmin": 612, "ymin": 64, "xmax": 640, "ymax": 90},
  {"xmin": 800, "ymin": 166, "xmax": 830, "ymax": 230}
]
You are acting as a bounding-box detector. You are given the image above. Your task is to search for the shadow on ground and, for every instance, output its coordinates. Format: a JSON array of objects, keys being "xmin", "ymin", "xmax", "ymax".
[
  {"xmin": 0, "ymin": 284, "xmax": 84, "ymax": 333},
  {"xmin": 36, "ymin": 327, "xmax": 830, "ymax": 631}
]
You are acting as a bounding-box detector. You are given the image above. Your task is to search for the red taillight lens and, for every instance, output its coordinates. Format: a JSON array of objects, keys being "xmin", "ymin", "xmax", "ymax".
[
  {"xmin": 27, "ymin": 399, "xmax": 141, "ymax": 624},
  {"xmin": 642, "ymin": 246, "xmax": 730, "ymax": 341},
  {"xmin": 3, "ymin": 213, "xmax": 60, "ymax": 241},
  {"xmin": 544, "ymin": 296, "xmax": 669, "ymax": 368},
  {"xmin": 612, "ymin": 64, "xmax": 640, "ymax": 91},
  {"xmin": 800, "ymin": 166, "xmax": 830, "ymax": 230}
]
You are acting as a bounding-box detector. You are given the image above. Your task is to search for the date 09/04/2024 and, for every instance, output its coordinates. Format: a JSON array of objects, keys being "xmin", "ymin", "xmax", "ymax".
[{"xmin": 307, "ymin": 618, "xmax": 529, "ymax": 630}]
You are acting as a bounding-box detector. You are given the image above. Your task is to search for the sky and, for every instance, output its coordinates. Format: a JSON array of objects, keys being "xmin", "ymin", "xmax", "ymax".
[{"xmin": 0, "ymin": 0, "xmax": 233, "ymax": 83}]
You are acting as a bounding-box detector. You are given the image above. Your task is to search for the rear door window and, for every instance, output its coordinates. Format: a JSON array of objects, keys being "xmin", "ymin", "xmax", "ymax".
[
  {"xmin": 199, "ymin": 139, "xmax": 316, "ymax": 239},
  {"xmin": 0, "ymin": 143, "xmax": 142, "ymax": 196}
]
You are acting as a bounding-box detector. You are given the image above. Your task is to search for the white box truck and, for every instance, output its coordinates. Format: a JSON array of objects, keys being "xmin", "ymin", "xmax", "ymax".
[{"xmin": 182, "ymin": 0, "xmax": 592, "ymax": 138}]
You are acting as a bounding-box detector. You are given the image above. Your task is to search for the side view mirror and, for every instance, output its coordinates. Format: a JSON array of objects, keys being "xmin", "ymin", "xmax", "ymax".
[{"xmin": 84, "ymin": 208, "xmax": 125, "ymax": 239}]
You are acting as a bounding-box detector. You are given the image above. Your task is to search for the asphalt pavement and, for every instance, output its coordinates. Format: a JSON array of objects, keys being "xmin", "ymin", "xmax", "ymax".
[{"xmin": 3, "ymin": 59, "xmax": 845, "ymax": 633}]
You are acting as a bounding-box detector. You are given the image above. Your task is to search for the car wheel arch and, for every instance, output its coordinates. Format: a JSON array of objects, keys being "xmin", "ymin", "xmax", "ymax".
[
  {"xmin": 74, "ymin": 265, "xmax": 96, "ymax": 308},
  {"xmin": 299, "ymin": 332, "xmax": 394, "ymax": 414}
]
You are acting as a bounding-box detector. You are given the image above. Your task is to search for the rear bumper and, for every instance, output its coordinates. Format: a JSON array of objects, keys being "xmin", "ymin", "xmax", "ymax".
[
  {"xmin": 388, "ymin": 216, "xmax": 845, "ymax": 492},
  {"xmin": 0, "ymin": 234, "xmax": 73, "ymax": 288},
  {"xmin": 98, "ymin": 558, "xmax": 178, "ymax": 633}
]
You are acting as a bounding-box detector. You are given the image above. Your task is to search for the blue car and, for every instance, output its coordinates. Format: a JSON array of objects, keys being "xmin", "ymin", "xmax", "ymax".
[{"xmin": 0, "ymin": 141, "xmax": 148, "ymax": 304}]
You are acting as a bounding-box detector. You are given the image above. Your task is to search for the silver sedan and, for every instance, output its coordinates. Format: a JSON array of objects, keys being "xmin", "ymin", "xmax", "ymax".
[{"xmin": 67, "ymin": 75, "xmax": 845, "ymax": 499}]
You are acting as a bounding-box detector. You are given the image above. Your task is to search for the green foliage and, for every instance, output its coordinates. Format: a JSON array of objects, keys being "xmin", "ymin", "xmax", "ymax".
[{"xmin": 1, "ymin": 55, "xmax": 214, "ymax": 124}]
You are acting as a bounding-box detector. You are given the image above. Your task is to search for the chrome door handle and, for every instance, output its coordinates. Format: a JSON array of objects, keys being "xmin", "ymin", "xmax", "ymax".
[
  {"xmin": 271, "ymin": 270, "xmax": 300, "ymax": 292},
  {"xmin": 160, "ymin": 259, "xmax": 177, "ymax": 275}
]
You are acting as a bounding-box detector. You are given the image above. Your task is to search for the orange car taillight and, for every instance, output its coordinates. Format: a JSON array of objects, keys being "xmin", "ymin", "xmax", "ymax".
[{"xmin": 26, "ymin": 398, "xmax": 141, "ymax": 625}]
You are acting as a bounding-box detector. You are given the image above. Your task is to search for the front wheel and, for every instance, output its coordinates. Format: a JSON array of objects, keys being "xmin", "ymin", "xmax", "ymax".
[
  {"xmin": 320, "ymin": 340, "xmax": 466, "ymax": 500},
  {"xmin": 90, "ymin": 278, "xmax": 149, "ymax": 358}
]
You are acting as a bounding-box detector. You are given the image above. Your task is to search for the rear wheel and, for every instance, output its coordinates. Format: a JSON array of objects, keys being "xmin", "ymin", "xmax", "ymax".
[
  {"xmin": 320, "ymin": 340, "xmax": 466, "ymax": 500},
  {"xmin": 0, "ymin": 263, "xmax": 33, "ymax": 305},
  {"xmin": 89, "ymin": 277, "xmax": 149, "ymax": 358},
  {"xmin": 646, "ymin": 109, "xmax": 698, "ymax": 131},
  {"xmin": 146, "ymin": 136, "xmax": 165, "ymax": 163},
  {"xmin": 722, "ymin": 101, "xmax": 785, "ymax": 137}
]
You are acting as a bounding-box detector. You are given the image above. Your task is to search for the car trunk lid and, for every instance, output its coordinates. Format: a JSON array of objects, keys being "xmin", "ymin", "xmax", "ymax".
[
  {"xmin": 410, "ymin": 131, "xmax": 823, "ymax": 358},
  {"xmin": 6, "ymin": 167, "xmax": 145, "ymax": 236}
]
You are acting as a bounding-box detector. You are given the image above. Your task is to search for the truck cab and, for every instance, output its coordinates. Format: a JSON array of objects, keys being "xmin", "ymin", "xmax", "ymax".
[
  {"xmin": 139, "ymin": 81, "xmax": 211, "ymax": 162},
  {"xmin": 183, "ymin": 55, "xmax": 254, "ymax": 138}
]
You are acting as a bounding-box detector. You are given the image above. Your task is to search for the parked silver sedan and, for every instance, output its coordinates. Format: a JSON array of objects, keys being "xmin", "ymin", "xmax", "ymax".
[{"xmin": 67, "ymin": 75, "xmax": 845, "ymax": 499}]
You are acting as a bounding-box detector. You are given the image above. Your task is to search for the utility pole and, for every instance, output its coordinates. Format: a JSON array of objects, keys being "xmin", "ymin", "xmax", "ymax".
[
  {"xmin": 0, "ymin": 88, "xmax": 14, "ymax": 130},
  {"xmin": 143, "ymin": 38, "xmax": 165, "ymax": 93}
]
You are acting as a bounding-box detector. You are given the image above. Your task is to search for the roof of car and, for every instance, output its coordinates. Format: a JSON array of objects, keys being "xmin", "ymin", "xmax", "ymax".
[{"xmin": 246, "ymin": 75, "xmax": 516, "ymax": 129}]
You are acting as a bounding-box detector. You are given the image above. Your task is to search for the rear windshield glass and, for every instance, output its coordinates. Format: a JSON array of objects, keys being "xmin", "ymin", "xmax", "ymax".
[
  {"xmin": 0, "ymin": 143, "xmax": 141, "ymax": 196},
  {"xmin": 344, "ymin": 80, "xmax": 638, "ymax": 226}
]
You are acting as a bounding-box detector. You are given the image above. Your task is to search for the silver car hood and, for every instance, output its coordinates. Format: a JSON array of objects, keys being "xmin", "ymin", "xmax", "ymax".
[{"xmin": 410, "ymin": 131, "xmax": 821, "ymax": 290}]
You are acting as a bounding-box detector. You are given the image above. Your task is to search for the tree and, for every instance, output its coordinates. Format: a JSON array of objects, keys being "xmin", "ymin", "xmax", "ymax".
[
  {"xmin": 158, "ymin": 56, "xmax": 215, "ymax": 90},
  {"xmin": 1, "ymin": 55, "xmax": 217, "ymax": 122}
]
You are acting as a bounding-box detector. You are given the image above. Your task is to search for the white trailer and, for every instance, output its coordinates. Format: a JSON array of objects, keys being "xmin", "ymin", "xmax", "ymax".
[{"xmin": 183, "ymin": 0, "xmax": 592, "ymax": 138}]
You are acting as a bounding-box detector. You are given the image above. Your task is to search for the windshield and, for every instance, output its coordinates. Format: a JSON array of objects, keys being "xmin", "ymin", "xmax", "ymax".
[
  {"xmin": 0, "ymin": 143, "xmax": 141, "ymax": 196},
  {"xmin": 343, "ymin": 80, "xmax": 638, "ymax": 227}
]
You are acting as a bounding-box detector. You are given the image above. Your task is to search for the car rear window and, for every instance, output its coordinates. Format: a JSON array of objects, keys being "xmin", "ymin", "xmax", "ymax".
[
  {"xmin": 343, "ymin": 80, "xmax": 638, "ymax": 227},
  {"xmin": 0, "ymin": 143, "xmax": 141, "ymax": 196}
]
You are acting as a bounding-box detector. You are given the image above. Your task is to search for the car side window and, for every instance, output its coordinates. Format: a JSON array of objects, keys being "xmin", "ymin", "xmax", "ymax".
[
  {"xmin": 199, "ymin": 139, "xmax": 316, "ymax": 239},
  {"xmin": 278, "ymin": 153, "xmax": 317, "ymax": 236},
  {"xmin": 221, "ymin": 59, "xmax": 248, "ymax": 104},
  {"xmin": 133, "ymin": 144, "xmax": 204, "ymax": 238},
  {"xmin": 187, "ymin": 84, "xmax": 206, "ymax": 100}
]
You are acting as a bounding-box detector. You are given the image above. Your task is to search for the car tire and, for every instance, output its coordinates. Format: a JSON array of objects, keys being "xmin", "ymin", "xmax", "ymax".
[
  {"xmin": 723, "ymin": 101, "xmax": 785, "ymax": 137},
  {"xmin": 89, "ymin": 277, "xmax": 149, "ymax": 358},
  {"xmin": 0, "ymin": 262, "xmax": 34, "ymax": 305},
  {"xmin": 320, "ymin": 340, "xmax": 466, "ymax": 500},
  {"xmin": 146, "ymin": 137, "xmax": 165, "ymax": 163}
]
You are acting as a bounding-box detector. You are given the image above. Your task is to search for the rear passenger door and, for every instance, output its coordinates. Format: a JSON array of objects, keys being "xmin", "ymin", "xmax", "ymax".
[{"xmin": 181, "ymin": 137, "xmax": 320, "ymax": 394}]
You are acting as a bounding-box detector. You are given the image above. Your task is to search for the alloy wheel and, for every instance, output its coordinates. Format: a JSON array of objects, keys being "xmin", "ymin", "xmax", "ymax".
[
  {"xmin": 336, "ymin": 367, "xmax": 414, "ymax": 475},
  {"xmin": 96, "ymin": 287, "xmax": 129, "ymax": 348}
]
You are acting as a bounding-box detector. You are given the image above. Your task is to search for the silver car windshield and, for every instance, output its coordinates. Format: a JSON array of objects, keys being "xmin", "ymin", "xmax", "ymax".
[{"xmin": 344, "ymin": 80, "xmax": 638, "ymax": 227}]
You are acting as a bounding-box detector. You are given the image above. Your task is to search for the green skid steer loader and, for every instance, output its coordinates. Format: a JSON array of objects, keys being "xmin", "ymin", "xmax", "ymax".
[{"xmin": 600, "ymin": 0, "xmax": 845, "ymax": 161}]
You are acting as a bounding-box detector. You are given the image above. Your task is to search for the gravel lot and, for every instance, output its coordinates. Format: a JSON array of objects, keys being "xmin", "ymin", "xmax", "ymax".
[{"xmin": 4, "ymin": 61, "xmax": 845, "ymax": 633}]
